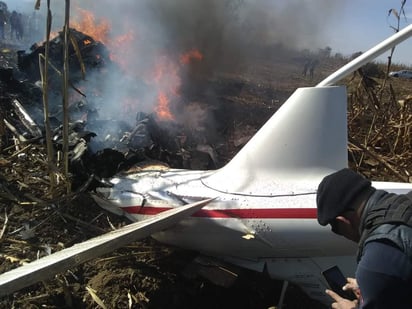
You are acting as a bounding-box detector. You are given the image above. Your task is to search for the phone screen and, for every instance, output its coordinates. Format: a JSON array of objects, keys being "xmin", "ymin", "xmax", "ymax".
[{"xmin": 321, "ymin": 266, "xmax": 356, "ymax": 300}]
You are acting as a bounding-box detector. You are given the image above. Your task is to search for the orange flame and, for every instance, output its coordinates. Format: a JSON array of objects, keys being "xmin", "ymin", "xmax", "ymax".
[
  {"xmin": 150, "ymin": 55, "xmax": 181, "ymax": 121},
  {"xmin": 72, "ymin": 8, "xmax": 136, "ymax": 73},
  {"xmin": 71, "ymin": 8, "xmax": 111, "ymax": 44},
  {"xmin": 151, "ymin": 49, "xmax": 203, "ymax": 121},
  {"xmin": 70, "ymin": 8, "xmax": 206, "ymax": 123},
  {"xmin": 180, "ymin": 48, "xmax": 203, "ymax": 64},
  {"xmin": 155, "ymin": 92, "xmax": 174, "ymax": 121},
  {"xmin": 108, "ymin": 31, "xmax": 135, "ymax": 70}
]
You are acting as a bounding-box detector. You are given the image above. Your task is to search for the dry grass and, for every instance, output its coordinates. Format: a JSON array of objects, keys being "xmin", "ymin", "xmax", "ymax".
[{"xmin": 346, "ymin": 70, "xmax": 412, "ymax": 182}]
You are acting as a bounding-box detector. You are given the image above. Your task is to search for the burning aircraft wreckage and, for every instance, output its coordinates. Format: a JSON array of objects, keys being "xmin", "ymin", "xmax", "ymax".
[{"xmin": 4, "ymin": 29, "xmax": 227, "ymax": 184}]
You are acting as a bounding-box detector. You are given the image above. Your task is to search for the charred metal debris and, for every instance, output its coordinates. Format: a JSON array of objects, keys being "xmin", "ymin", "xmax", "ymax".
[{"xmin": 0, "ymin": 29, "xmax": 220, "ymax": 198}]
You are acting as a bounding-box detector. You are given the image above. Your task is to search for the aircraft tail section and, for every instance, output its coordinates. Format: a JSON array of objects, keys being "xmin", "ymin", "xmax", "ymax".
[{"xmin": 204, "ymin": 86, "xmax": 347, "ymax": 193}]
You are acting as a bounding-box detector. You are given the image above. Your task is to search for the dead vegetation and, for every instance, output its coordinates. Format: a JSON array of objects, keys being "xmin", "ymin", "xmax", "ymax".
[{"xmin": 347, "ymin": 70, "xmax": 412, "ymax": 182}]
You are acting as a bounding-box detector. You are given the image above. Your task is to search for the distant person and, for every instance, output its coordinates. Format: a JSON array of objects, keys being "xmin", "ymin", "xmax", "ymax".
[
  {"xmin": 10, "ymin": 10, "xmax": 17, "ymax": 40},
  {"xmin": 309, "ymin": 59, "xmax": 319, "ymax": 79},
  {"xmin": 15, "ymin": 13, "xmax": 24, "ymax": 41},
  {"xmin": 316, "ymin": 168, "xmax": 412, "ymax": 309},
  {"xmin": 302, "ymin": 58, "xmax": 310, "ymax": 76},
  {"xmin": 0, "ymin": 9, "xmax": 6, "ymax": 40},
  {"xmin": 29, "ymin": 11, "xmax": 42, "ymax": 42}
]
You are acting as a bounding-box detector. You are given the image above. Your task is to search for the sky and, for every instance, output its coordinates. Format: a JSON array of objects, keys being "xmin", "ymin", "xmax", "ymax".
[
  {"xmin": 4, "ymin": 0, "xmax": 412, "ymax": 66},
  {"xmin": 325, "ymin": 1, "xmax": 412, "ymax": 65}
]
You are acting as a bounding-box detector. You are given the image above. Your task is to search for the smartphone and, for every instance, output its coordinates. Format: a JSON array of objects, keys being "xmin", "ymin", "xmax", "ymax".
[{"xmin": 321, "ymin": 265, "xmax": 357, "ymax": 300}]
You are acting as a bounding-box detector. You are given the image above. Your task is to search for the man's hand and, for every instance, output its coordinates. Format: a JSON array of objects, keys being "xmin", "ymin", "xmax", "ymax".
[
  {"xmin": 343, "ymin": 277, "xmax": 361, "ymax": 299},
  {"xmin": 325, "ymin": 289, "xmax": 358, "ymax": 309}
]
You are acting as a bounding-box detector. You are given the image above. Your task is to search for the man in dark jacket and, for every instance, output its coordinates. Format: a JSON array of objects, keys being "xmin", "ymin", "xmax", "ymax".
[{"xmin": 316, "ymin": 168, "xmax": 412, "ymax": 309}]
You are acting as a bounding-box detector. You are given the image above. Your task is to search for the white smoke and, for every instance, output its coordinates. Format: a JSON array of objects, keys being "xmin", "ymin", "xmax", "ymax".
[{"xmin": 8, "ymin": 0, "xmax": 345, "ymax": 144}]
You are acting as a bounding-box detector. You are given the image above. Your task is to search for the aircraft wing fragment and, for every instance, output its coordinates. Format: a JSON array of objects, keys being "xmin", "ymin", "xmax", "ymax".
[{"xmin": 0, "ymin": 198, "xmax": 214, "ymax": 297}]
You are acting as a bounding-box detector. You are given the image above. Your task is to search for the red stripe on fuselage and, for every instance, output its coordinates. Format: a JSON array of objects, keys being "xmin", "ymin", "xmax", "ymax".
[{"xmin": 122, "ymin": 206, "xmax": 317, "ymax": 219}]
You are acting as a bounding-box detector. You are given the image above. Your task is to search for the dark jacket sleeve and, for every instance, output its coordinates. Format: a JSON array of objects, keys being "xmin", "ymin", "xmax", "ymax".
[{"xmin": 356, "ymin": 241, "xmax": 412, "ymax": 309}]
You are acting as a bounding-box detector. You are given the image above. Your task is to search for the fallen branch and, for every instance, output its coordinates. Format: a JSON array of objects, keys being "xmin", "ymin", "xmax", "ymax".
[
  {"xmin": 0, "ymin": 210, "xmax": 8, "ymax": 241},
  {"xmin": 349, "ymin": 140, "xmax": 409, "ymax": 182}
]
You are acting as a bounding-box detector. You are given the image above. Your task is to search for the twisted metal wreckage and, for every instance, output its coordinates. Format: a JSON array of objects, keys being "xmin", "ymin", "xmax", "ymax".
[{"xmin": 1, "ymin": 25, "xmax": 412, "ymax": 307}]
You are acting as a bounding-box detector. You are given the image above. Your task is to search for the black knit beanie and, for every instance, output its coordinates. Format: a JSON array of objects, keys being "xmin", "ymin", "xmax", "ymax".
[{"xmin": 316, "ymin": 168, "xmax": 375, "ymax": 226}]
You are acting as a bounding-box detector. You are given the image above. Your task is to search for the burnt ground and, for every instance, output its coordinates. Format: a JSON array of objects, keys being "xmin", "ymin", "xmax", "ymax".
[{"xmin": 1, "ymin": 34, "xmax": 411, "ymax": 309}]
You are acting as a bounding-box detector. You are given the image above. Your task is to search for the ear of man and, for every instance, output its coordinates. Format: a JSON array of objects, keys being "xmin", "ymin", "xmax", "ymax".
[
  {"xmin": 335, "ymin": 212, "xmax": 362, "ymax": 242},
  {"xmin": 336, "ymin": 215, "xmax": 351, "ymax": 225}
]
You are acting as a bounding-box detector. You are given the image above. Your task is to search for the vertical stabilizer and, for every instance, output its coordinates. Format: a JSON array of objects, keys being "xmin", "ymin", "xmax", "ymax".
[{"xmin": 204, "ymin": 86, "xmax": 347, "ymax": 193}]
